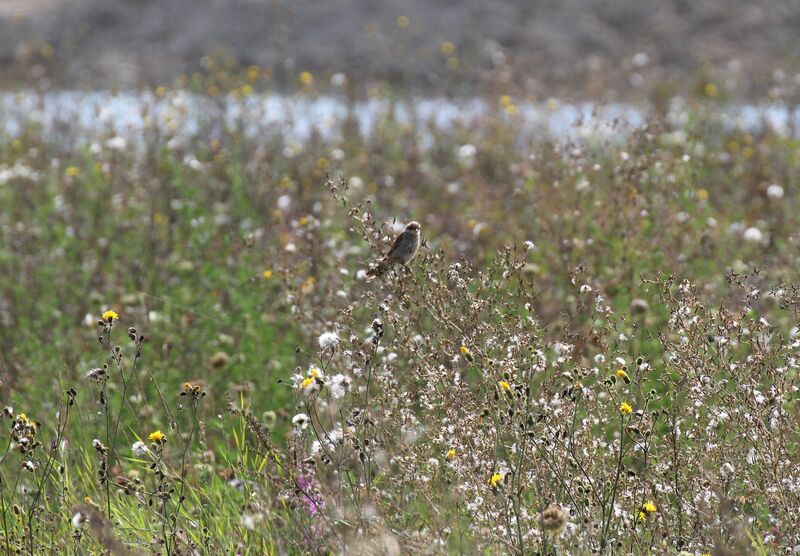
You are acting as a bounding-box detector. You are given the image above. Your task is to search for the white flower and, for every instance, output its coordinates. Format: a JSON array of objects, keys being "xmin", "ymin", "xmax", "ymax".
[
  {"xmin": 318, "ymin": 332, "xmax": 340, "ymax": 349},
  {"xmin": 329, "ymin": 374, "xmax": 352, "ymax": 399},
  {"xmin": 132, "ymin": 441, "xmax": 148, "ymax": 455},
  {"xmin": 457, "ymin": 144, "xmax": 477, "ymax": 160},
  {"xmin": 720, "ymin": 462, "xmax": 735, "ymax": 477},
  {"xmin": 743, "ymin": 227, "xmax": 764, "ymax": 243},
  {"xmin": 292, "ymin": 413, "xmax": 310, "ymax": 430},
  {"xmin": 105, "ymin": 136, "xmax": 127, "ymax": 151},
  {"xmin": 524, "ymin": 241, "xmax": 536, "ymax": 252},
  {"xmin": 579, "ymin": 284, "xmax": 592, "ymax": 294},
  {"xmin": 766, "ymin": 184, "xmax": 784, "ymax": 199}
]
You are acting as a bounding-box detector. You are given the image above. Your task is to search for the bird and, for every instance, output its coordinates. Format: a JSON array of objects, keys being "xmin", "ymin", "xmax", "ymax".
[{"xmin": 366, "ymin": 221, "xmax": 421, "ymax": 278}]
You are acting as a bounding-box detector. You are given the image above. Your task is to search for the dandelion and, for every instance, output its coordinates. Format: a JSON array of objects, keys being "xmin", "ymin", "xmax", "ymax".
[
  {"xmin": 262, "ymin": 270, "xmax": 273, "ymax": 279},
  {"xmin": 329, "ymin": 374, "xmax": 351, "ymax": 399},
  {"xmin": 101, "ymin": 309, "xmax": 119, "ymax": 321},
  {"xmin": 298, "ymin": 71, "xmax": 314, "ymax": 86},
  {"xmin": 489, "ymin": 473, "xmax": 503, "ymax": 488},
  {"xmin": 619, "ymin": 402, "xmax": 633, "ymax": 415},
  {"xmin": 318, "ymin": 332, "xmax": 340, "ymax": 349},
  {"xmin": 65, "ymin": 166, "xmax": 80, "ymax": 177},
  {"xmin": 767, "ymin": 184, "xmax": 785, "ymax": 199},
  {"xmin": 459, "ymin": 345, "xmax": 474, "ymax": 362},
  {"xmin": 498, "ymin": 380, "xmax": 511, "ymax": 392},
  {"xmin": 616, "ymin": 369, "xmax": 631, "ymax": 384},
  {"xmin": 292, "ymin": 413, "xmax": 310, "ymax": 430},
  {"xmin": 440, "ymin": 41, "xmax": 455, "ymax": 56},
  {"xmin": 637, "ymin": 502, "xmax": 657, "ymax": 522},
  {"xmin": 445, "ymin": 448, "xmax": 456, "ymax": 460},
  {"xmin": 743, "ymin": 226, "xmax": 764, "ymax": 243},
  {"xmin": 148, "ymin": 430, "xmax": 166, "ymax": 443}
]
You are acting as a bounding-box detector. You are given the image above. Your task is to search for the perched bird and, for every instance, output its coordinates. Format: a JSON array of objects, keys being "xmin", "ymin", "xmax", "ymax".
[{"xmin": 366, "ymin": 221, "xmax": 421, "ymax": 278}]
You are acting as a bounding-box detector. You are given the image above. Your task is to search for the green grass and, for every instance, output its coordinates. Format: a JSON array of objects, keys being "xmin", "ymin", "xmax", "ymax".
[{"xmin": 0, "ymin": 90, "xmax": 799, "ymax": 553}]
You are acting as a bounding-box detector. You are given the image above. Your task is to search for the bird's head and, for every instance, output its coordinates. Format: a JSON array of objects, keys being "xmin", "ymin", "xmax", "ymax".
[{"xmin": 405, "ymin": 221, "xmax": 421, "ymax": 233}]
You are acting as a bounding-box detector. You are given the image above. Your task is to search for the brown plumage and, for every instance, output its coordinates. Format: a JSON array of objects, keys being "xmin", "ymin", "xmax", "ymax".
[{"xmin": 366, "ymin": 221, "xmax": 421, "ymax": 278}]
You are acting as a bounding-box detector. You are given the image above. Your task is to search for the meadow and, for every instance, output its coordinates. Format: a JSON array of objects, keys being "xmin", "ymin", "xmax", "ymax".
[{"xmin": 1, "ymin": 77, "xmax": 799, "ymax": 554}]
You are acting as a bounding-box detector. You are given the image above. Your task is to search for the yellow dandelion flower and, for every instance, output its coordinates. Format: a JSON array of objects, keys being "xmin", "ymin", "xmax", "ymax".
[
  {"xmin": 498, "ymin": 380, "xmax": 511, "ymax": 392},
  {"xmin": 298, "ymin": 71, "xmax": 314, "ymax": 86},
  {"xmin": 300, "ymin": 377, "xmax": 314, "ymax": 389},
  {"xmin": 489, "ymin": 473, "xmax": 503, "ymax": 488},
  {"xmin": 396, "ymin": 15, "xmax": 409, "ymax": 28},
  {"xmin": 642, "ymin": 501, "xmax": 657, "ymax": 514},
  {"xmin": 446, "ymin": 448, "xmax": 456, "ymax": 460},
  {"xmin": 440, "ymin": 41, "xmax": 455, "ymax": 56},
  {"xmin": 182, "ymin": 382, "xmax": 193, "ymax": 391},
  {"xmin": 459, "ymin": 345, "xmax": 471, "ymax": 356},
  {"xmin": 298, "ymin": 216, "xmax": 310, "ymax": 226},
  {"xmin": 148, "ymin": 430, "xmax": 166, "ymax": 443},
  {"xmin": 309, "ymin": 367, "xmax": 321, "ymax": 378},
  {"xmin": 246, "ymin": 65, "xmax": 260, "ymax": 83},
  {"xmin": 615, "ymin": 369, "xmax": 627, "ymax": 379},
  {"xmin": 240, "ymin": 84, "xmax": 254, "ymax": 97},
  {"xmin": 65, "ymin": 166, "xmax": 80, "ymax": 177},
  {"xmin": 619, "ymin": 402, "xmax": 633, "ymax": 415},
  {"xmin": 697, "ymin": 188, "xmax": 709, "ymax": 201},
  {"xmin": 154, "ymin": 86, "xmax": 168, "ymax": 97},
  {"xmin": 262, "ymin": 270, "xmax": 274, "ymax": 279},
  {"xmin": 102, "ymin": 310, "xmax": 119, "ymax": 321},
  {"xmin": 703, "ymin": 83, "xmax": 718, "ymax": 98}
]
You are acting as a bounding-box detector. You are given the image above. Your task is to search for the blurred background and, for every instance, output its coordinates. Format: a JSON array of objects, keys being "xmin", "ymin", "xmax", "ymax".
[{"xmin": 1, "ymin": 0, "xmax": 799, "ymax": 101}]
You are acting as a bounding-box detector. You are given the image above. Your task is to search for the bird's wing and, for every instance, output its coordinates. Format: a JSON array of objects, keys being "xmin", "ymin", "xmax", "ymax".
[{"xmin": 386, "ymin": 230, "xmax": 409, "ymax": 257}]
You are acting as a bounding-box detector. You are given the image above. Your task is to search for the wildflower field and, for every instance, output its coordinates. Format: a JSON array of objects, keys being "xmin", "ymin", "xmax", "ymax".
[{"xmin": 1, "ymin": 81, "xmax": 800, "ymax": 555}]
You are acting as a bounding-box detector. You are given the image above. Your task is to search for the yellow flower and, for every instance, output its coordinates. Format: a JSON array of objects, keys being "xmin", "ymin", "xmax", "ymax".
[
  {"xmin": 489, "ymin": 473, "xmax": 503, "ymax": 488},
  {"xmin": 498, "ymin": 381, "xmax": 511, "ymax": 392},
  {"xmin": 395, "ymin": 15, "xmax": 409, "ymax": 28},
  {"xmin": 298, "ymin": 71, "xmax": 314, "ymax": 86},
  {"xmin": 65, "ymin": 166, "xmax": 80, "ymax": 177},
  {"xmin": 102, "ymin": 310, "xmax": 119, "ymax": 321},
  {"xmin": 298, "ymin": 216, "xmax": 310, "ymax": 226},
  {"xmin": 262, "ymin": 270, "xmax": 273, "ymax": 279},
  {"xmin": 637, "ymin": 511, "xmax": 646, "ymax": 521},
  {"xmin": 460, "ymin": 345, "xmax": 474, "ymax": 362},
  {"xmin": 182, "ymin": 382, "xmax": 193, "ymax": 391},
  {"xmin": 309, "ymin": 367, "xmax": 321, "ymax": 378},
  {"xmin": 616, "ymin": 369, "xmax": 631, "ymax": 384},
  {"xmin": 148, "ymin": 430, "xmax": 166, "ymax": 443},
  {"xmin": 697, "ymin": 188, "xmax": 709, "ymax": 201},
  {"xmin": 440, "ymin": 41, "xmax": 455, "ymax": 56},
  {"xmin": 154, "ymin": 86, "xmax": 167, "ymax": 97},
  {"xmin": 704, "ymin": 83, "xmax": 718, "ymax": 97},
  {"xmin": 619, "ymin": 402, "xmax": 633, "ymax": 415},
  {"xmin": 642, "ymin": 501, "xmax": 657, "ymax": 514},
  {"xmin": 300, "ymin": 377, "xmax": 314, "ymax": 389},
  {"xmin": 240, "ymin": 84, "xmax": 254, "ymax": 97},
  {"xmin": 445, "ymin": 448, "xmax": 456, "ymax": 460}
]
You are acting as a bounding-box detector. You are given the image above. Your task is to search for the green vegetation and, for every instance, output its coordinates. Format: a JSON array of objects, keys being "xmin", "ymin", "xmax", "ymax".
[{"xmin": 0, "ymin": 88, "xmax": 799, "ymax": 554}]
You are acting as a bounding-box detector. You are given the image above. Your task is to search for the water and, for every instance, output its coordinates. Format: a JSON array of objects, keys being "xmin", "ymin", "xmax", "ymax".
[{"xmin": 1, "ymin": 90, "xmax": 798, "ymax": 147}]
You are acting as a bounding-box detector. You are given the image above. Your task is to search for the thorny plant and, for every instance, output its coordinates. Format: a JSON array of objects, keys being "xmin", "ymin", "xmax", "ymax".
[{"xmin": 2, "ymin": 92, "xmax": 800, "ymax": 554}]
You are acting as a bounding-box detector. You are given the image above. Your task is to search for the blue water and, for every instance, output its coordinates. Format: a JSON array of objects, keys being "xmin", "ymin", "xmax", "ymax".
[{"xmin": 1, "ymin": 90, "xmax": 798, "ymax": 146}]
